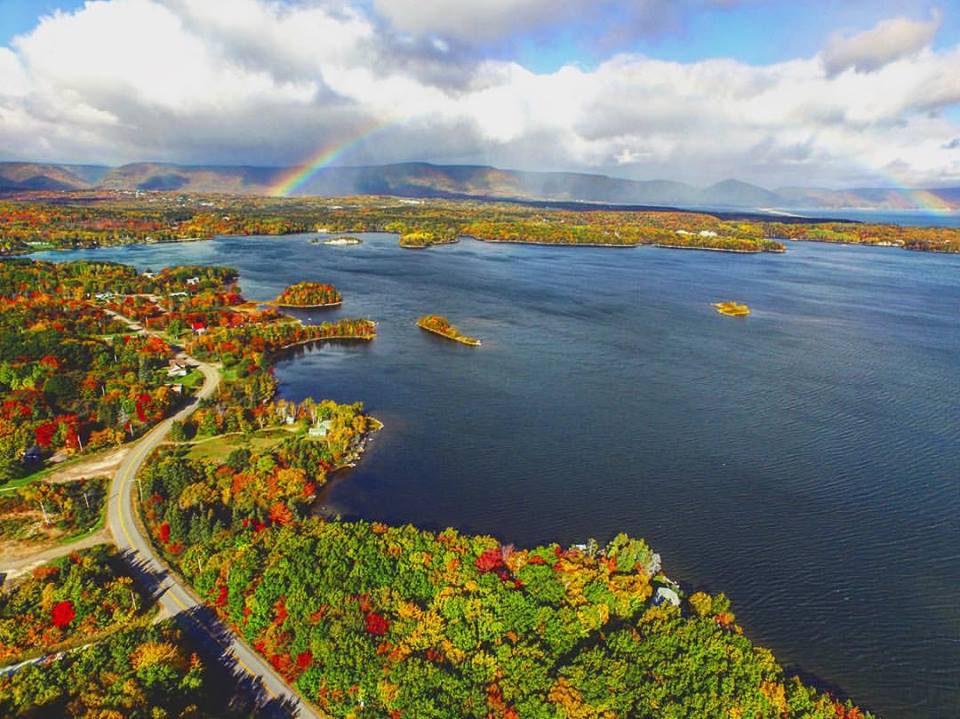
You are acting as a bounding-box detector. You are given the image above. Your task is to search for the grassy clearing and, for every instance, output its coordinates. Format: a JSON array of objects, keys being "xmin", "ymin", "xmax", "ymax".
[
  {"xmin": 184, "ymin": 427, "xmax": 298, "ymax": 463},
  {"xmin": 179, "ymin": 369, "xmax": 204, "ymax": 389},
  {"xmin": 220, "ymin": 366, "xmax": 240, "ymax": 382},
  {"xmin": 0, "ymin": 446, "xmax": 122, "ymax": 493}
]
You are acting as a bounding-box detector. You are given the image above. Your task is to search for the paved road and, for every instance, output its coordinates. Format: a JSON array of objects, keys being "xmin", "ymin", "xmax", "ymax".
[{"xmin": 105, "ymin": 334, "xmax": 321, "ymax": 716}]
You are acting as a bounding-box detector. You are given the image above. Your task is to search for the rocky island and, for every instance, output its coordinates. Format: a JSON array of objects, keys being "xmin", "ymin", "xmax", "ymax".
[{"xmin": 311, "ymin": 236, "xmax": 362, "ymax": 246}]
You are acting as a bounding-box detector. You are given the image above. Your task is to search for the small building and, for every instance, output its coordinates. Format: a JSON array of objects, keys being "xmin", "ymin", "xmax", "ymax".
[
  {"xmin": 652, "ymin": 586, "xmax": 681, "ymax": 608},
  {"xmin": 308, "ymin": 419, "xmax": 334, "ymax": 438},
  {"xmin": 167, "ymin": 359, "xmax": 190, "ymax": 377},
  {"xmin": 190, "ymin": 321, "xmax": 206, "ymax": 335},
  {"xmin": 186, "ymin": 277, "xmax": 201, "ymax": 286},
  {"xmin": 142, "ymin": 270, "xmax": 156, "ymax": 279}
]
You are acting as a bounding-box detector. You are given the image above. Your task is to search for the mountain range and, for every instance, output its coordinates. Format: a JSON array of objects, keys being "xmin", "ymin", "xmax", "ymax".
[{"xmin": 1, "ymin": 160, "xmax": 957, "ymax": 212}]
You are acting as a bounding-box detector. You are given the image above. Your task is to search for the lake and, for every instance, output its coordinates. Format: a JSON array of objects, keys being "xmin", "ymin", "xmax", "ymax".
[{"xmin": 36, "ymin": 234, "xmax": 960, "ymax": 719}]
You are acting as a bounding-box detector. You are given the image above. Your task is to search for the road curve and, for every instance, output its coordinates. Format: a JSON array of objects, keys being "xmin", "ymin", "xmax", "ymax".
[{"xmin": 107, "ymin": 359, "xmax": 321, "ymax": 718}]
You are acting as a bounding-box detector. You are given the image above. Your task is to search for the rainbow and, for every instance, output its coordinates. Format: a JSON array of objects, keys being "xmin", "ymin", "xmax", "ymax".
[
  {"xmin": 866, "ymin": 164, "xmax": 956, "ymax": 214},
  {"xmin": 268, "ymin": 118, "xmax": 393, "ymax": 197},
  {"xmin": 896, "ymin": 189, "xmax": 955, "ymax": 213}
]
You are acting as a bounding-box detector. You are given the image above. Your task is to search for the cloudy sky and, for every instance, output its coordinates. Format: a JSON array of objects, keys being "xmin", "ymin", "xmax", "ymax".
[{"xmin": 1, "ymin": 0, "xmax": 959, "ymax": 188}]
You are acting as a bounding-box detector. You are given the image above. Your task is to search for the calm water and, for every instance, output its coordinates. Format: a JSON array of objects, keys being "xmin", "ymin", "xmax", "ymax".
[
  {"xmin": 688, "ymin": 206, "xmax": 960, "ymax": 227},
  {"xmin": 788, "ymin": 209, "xmax": 960, "ymax": 227},
  {"xmin": 37, "ymin": 234, "xmax": 960, "ymax": 718}
]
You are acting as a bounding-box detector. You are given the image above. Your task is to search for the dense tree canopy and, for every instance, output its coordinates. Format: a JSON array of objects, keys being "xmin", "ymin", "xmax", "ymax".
[
  {"xmin": 274, "ymin": 282, "xmax": 342, "ymax": 307},
  {"xmin": 140, "ymin": 442, "xmax": 871, "ymax": 719}
]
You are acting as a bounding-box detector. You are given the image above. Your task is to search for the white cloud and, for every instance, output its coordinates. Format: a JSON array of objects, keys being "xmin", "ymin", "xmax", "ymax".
[
  {"xmin": 0, "ymin": 0, "xmax": 959, "ymax": 187},
  {"xmin": 372, "ymin": 0, "xmax": 575, "ymax": 41},
  {"xmin": 369, "ymin": 0, "xmax": 748, "ymax": 43},
  {"xmin": 0, "ymin": 48, "xmax": 29, "ymax": 97},
  {"xmin": 822, "ymin": 10, "xmax": 942, "ymax": 77}
]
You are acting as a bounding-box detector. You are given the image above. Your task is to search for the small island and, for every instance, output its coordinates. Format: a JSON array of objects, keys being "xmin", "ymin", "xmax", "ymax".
[
  {"xmin": 417, "ymin": 314, "xmax": 481, "ymax": 346},
  {"xmin": 398, "ymin": 230, "xmax": 459, "ymax": 249},
  {"xmin": 272, "ymin": 281, "xmax": 342, "ymax": 308},
  {"xmin": 311, "ymin": 236, "xmax": 362, "ymax": 246},
  {"xmin": 712, "ymin": 301, "xmax": 751, "ymax": 317}
]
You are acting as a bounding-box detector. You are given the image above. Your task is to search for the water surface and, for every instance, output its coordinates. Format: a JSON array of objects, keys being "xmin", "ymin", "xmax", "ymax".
[{"xmin": 37, "ymin": 234, "xmax": 960, "ymax": 719}]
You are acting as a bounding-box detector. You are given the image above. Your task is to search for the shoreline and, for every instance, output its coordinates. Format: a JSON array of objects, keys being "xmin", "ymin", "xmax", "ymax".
[
  {"xmin": 276, "ymin": 334, "xmax": 375, "ymax": 353},
  {"xmin": 328, "ymin": 417, "xmax": 383, "ymax": 474},
  {"xmin": 654, "ymin": 243, "xmax": 782, "ymax": 254},
  {"xmin": 266, "ymin": 300, "xmax": 343, "ymax": 309},
  {"xmin": 16, "ymin": 228, "xmax": 956, "ymax": 258},
  {"xmin": 472, "ymin": 236, "xmax": 638, "ymax": 248},
  {"xmin": 399, "ymin": 238, "xmax": 460, "ymax": 249}
]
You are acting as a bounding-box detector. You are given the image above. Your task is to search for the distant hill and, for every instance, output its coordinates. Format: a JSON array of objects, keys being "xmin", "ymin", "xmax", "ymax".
[
  {"xmin": 0, "ymin": 162, "xmax": 99, "ymax": 191},
  {"xmin": 1, "ymin": 160, "xmax": 957, "ymax": 211}
]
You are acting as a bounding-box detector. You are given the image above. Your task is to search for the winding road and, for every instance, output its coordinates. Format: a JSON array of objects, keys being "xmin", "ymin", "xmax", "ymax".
[{"xmin": 105, "ymin": 335, "xmax": 321, "ymax": 716}]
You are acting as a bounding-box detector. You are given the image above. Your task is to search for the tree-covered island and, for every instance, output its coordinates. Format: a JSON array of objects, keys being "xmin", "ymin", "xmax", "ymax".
[
  {"xmin": 417, "ymin": 314, "xmax": 482, "ymax": 346},
  {"xmin": 396, "ymin": 228, "xmax": 460, "ymax": 249},
  {"xmin": 272, "ymin": 281, "xmax": 342, "ymax": 308},
  {"xmin": 713, "ymin": 301, "xmax": 751, "ymax": 317}
]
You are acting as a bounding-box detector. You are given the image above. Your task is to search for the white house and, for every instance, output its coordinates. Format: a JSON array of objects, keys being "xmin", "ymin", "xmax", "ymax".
[
  {"xmin": 653, "ymin": 587, "xmax": 681, "ymax": 607},
  {"xmin": 308, "ymin": 419, "xmax": 334, "ymax": 438}
]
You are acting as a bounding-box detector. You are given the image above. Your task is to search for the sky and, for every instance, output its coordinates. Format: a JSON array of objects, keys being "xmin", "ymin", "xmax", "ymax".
[{"xmin": 1, "ymin": 0, "xmax": 959, "ymax": 189}]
